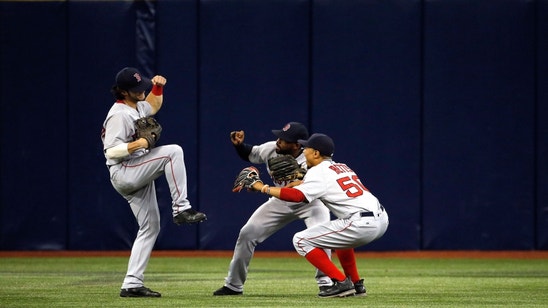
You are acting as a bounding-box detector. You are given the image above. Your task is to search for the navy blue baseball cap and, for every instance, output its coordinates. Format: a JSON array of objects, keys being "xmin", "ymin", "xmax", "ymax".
[
  {"xmin": 298, "ymin": 133, "xmax": 334, "ymax": 157},
  {"xmin": 272, "ymin": 122, "xmax": 309, "ymax": 143},
  {"xmin": 115, "ymin": 67, "xmax": 152, "ymax": 93}
]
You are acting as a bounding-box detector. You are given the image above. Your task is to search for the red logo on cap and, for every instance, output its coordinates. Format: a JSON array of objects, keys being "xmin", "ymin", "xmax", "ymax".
[
  {"xmin": 282, "ymin": 123, "xmax": 291, "ymax": 131},
  {"xmin": 133, "ymin": 73, "xmax": 142, "ymax": 82}
]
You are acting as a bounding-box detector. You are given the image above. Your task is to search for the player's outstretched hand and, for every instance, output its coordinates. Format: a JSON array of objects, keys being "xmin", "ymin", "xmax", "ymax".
[{"xmin": 232, "ymin": 166, "xmax": 263, "ymax": 193}]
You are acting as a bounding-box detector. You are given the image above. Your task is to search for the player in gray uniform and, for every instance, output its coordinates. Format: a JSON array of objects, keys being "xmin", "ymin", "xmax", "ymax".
[
  {"xmin": 101, "ymin": 67, "xmax": 207, "ymax": 298},
  {"xmin": 213, "ymin": 122, "xmax": 333, "ymax": 296}
]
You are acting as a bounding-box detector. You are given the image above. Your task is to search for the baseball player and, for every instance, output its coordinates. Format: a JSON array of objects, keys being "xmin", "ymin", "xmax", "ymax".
[
  {"xmin": 245, "ymin": 133, "xmax": 389, "ymax": 298},
  {"xmin": 213, "ymin": 122, "xmax": 333, "ymax": 296},
  {"xmin": 101, "ymin": 67, "xmax": 207, "ymax": 298}
]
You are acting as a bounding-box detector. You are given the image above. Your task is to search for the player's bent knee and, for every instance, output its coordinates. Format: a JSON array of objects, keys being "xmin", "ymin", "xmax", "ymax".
[
  {"xmin": 292, "ymin": 234, "xmax": 309, "ymax": 256},
  {"xmin": 239, "ymin": 224, "xmax": 256, "ymax": 239},
  {"xmin": 163, "ymin": 144, "xmax": 183, "ymax": 157},
  {"xmin": 112, "ymin": 179, "xmax": 135, "ymax": 195},
  {"xmin": 238, "ymin": 223, "xmax": 263, "ymax": 243}
]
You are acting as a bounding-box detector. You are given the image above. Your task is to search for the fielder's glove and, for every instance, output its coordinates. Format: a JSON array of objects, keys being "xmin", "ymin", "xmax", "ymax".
[
  {"xmin": 233, "ymin": 166, "xmax": 263, "ymax": 192},
  {"xmin": 267, "ymin": 155, "xmax": 306, "ymax": 182},
  {"xmin": 134, "ymin": 116, "xmax": 162, "ymax": 149}
]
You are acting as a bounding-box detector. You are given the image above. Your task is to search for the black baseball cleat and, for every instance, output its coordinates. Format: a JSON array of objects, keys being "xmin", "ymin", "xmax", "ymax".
[
  {"xmin": 213, "ymin": 286, "xmax": 243, "ymax": 296},
  {"xmin": 318, "ymin": 277, "xmax": 355, "ymax": 298},
  {"xmin": 120, "ymin": 286, "xmax": 161, "ymax": 297},
  {"xmin": 353, "ymin": 279, "xmax": 367, "ymax": 296},
  {"xmin": 319, "ymin": 278, "xmax": 334, "ymax": 293},
  {"xmin": 173, "ymin": 208, "xmax": 207, "ymax": 225}
]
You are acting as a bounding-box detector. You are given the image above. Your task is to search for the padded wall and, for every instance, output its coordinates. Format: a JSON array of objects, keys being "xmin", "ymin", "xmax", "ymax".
[
  {"xmin": 422, "ymin": 0, "xmax": 536, "ymax": 249},
  {"xmin": 154, "ymin": 0, "xmax": 201, "ymax": 249},
  {"xmin": 537, "ymin": 0, "xmax": 548, "ymax": 249},
  {"xmin": 0, "ymin": 2, "xmax": 69, "ymax": 249},
  {"xmin": 198, "ymin": 0, "xmax": 312, "ymax": 250},
  {"xmin": 312, "ymin": 0, "xmax": 422, "ymax": 250},
  {"xmin": 0, "ymin": 0, "xmax": 546, "ymax": 251},
  {"xmin": 66, "ymin": 1, "xmax": 137, "ymax": 250}
]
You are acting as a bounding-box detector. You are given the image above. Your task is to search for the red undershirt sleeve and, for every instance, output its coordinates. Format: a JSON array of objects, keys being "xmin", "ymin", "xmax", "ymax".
[{"xmin": 279, "ymin": 188, "xmax": 306, "ymax": 202}]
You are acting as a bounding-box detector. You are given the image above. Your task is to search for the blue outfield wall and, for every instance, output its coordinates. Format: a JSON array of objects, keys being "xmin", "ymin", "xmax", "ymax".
[
  {"xmin": 537, "ymin": 0, "xmax": 548, "ymax": 249},
  {"xmin": 311, "ymin": 0, "xmax": 422, "ymax": 251},
  {"xmin": 0, "ymin": 2, "xmax": 69, "ymax": 250},
  {"xmin": 422, "ymin": 0, "xmax": 537, "ymax": 249},
  {"xmin": 0, "ymin": 0, "xmax": 546, "ymax": 251}
]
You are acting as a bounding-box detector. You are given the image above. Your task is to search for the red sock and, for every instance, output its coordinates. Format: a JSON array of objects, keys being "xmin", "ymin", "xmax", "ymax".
[
  {"xmin": 305, "ymin": 248, "xmax": 346, "ymax": 282},
  {"xmin": 336, "ymin": 248, "xmax": 360, "ymax": 283}
]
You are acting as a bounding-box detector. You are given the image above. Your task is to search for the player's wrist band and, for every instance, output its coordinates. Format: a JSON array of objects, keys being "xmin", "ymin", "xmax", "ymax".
[
  {"xmin": 151, "ymin": 84, "xmax": 163, "ymax": 95},
  {"xmin": 261, "ymin": 185, "xmax": 270, "ymax": 194}
]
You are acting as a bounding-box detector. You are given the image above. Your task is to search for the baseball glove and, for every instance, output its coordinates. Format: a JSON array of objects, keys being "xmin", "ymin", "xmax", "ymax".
[
  {"xmin": 233, "ymin": 166, "xmax": 263, "ymax": 193},
  {"xmin": 267, "ymin": 155, "xmax": 306, "ymax": 182},
  {"xmin": 134, "ymin": 116, "xmax": 162, "ymax": 149}
]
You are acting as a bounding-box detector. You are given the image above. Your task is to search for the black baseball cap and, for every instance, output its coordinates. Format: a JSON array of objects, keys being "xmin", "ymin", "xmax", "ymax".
[
  {"xmin": 115, "ymin": 67, "xmax": 152, "ymax": 93},
  {"xmin": 298, "ymin": 133, "xmax": 335, "ymax": 157},
  {"xmin": 272, "ymin": 122, "xmax": 309, "ymax": 143}
]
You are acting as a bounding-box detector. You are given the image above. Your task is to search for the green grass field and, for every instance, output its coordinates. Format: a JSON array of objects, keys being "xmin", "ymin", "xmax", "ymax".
[{"xmin": 0, "ymin": 254, "xmax": 547, "ymax": 307}]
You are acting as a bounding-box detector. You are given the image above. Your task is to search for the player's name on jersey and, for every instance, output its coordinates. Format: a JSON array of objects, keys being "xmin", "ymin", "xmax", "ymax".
[{"xmin": 329, "ymin": 163, "xmax": 354, "ymax": 174}]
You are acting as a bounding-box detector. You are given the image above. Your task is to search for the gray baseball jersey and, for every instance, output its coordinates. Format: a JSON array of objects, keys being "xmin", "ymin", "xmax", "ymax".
[{"xmin": 222, "ymin": 141, "xmax": 332, "ymax": 292}]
